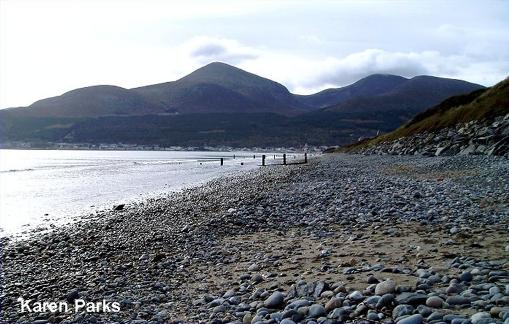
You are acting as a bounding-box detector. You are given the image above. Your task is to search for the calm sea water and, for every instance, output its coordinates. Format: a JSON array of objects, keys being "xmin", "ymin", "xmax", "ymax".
[{"xmin": 0, "ymin": 149, "xmax": 274, "ymax": 237}]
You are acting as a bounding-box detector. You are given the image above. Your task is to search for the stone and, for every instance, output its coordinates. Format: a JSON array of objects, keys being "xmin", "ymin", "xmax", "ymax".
[
  {"xmin": 459, "ymin": 271, "xmax": 473, "ymax": 282},
  {"xmin": 308, "ymin": 304, "xmax": 326, "ymax": 318},
  {"xmin": 280, "ymin": 319, "xmax": 296, "ymax": 324},
  {"xmin": 446, "ymin": 285, "xmax": 459, "ymax": 294},
  {"xmin": 417, "ymin": 305, "xmax": 432, "ymax": 317},
  {"xmin": 348, "ymin": 290, "xmax": 364, "ymax": 302},
  {"xmin": 489, "ymin": 286, "xmax": 500, "ymax": 295},
  {"xmin": 367, "ymin": 312, "xmax": 380, "ymax": 321},
  {"xmin": 426, "ymin": 296, "xmax": 444, "ymax": 308},
  {"xmin": 212, "ymin": 305, "xmax": 226, "ymax": 313},
  {"xmin": 393, "ymin": 304, "xmax": 415, "ymax": 319},
  {"xmin": 248, "ymin": 263, "xmax": 260, "ymax": 271},
  {"xmin": 443, "ymin": 314, "xmax": 467, "ymax": 323},
  {"xmin": 471, "ymin": 312, "xmax": 492, "ymax": 324},
  {"xmin": 427, "ymin": 312, "xmax": 444, "ymax": 322},
  {"xmin": 287, "ymin": 299, "xmax": 310, "ymax": 309},
  {"xmin": 325, "ymin": 297, "xmax": 343, "ymax": 311},
  {"xmin": 397, "ymin": 314, "xmax": 423, "ymax": 324},
  {"xmin": 313, "ymin": 281, "xmax": 327, "ymax": 298},
  {"xmin": 243, "ymin": 312, "xmax": 253, "ymax": 323},
  {"xmin": 223, "ymin": 288, "xmax": 236, "ymax": 298},
  {"xmin": 375, "ymin": 279, "xmax": 396, "ymax": 295},
  {"xmin": 264, "ymin": 291, "xmax": 284, "ymax": 308},
  {"xmin": 446, "ymin": 295, "xmax": 471, "ymax": 306},
  {"xmin": 450, "ymin": 226, "xmax": 461, "ymax": 234},
  {"xmin": 376, "ymin": 294, "xmax": 395, "ymax": 309},
  {"xmin": 66, "ymin": 289, "xmax": 80, "ymax": 303},
  {"xmin": 396, "ymin": 292, "xmax": 428, "ymax": 306},
  {"xmin": 329, "ymin": 307, "xmax": 351, "ymax": 320},
  {"xmin": 367, "ymin": 275, "xmax": 380, "ymax": 284},
  {"xmin": 460, "ymin": 144, "xmax": 477, "ymax": 155},
  {"xmin": 365, "ymin": 296, "xmax": 381, "ymax": 308}
]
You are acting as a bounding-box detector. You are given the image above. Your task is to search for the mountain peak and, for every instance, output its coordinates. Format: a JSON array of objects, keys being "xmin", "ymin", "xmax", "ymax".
[
  {"xmin": 180, "ymin": 61, "xmax": 260, "ymax": 85},
  {"xmin": 354, "ymin": 73, "xmax": 408, "ymax": 84},
  {"xmin": 202, "ymin": 61, "xmax": 235, "ymax": 68},
  {"xmin": 133, "ymin": 61, "xmax": 305, "ymax": 115}
]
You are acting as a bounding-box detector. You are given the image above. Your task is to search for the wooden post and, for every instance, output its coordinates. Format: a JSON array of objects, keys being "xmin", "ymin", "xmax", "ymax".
[
  {"xmin": 262, "ymin": 155, "xmax": 266, "ymax": 166},
  {"xmin": 304, "ymin": 153, "xmax": 307, "ymax": 163},
  {"xmin": 220, "ymin": 158, "xmax": 224, "ymax": 166},
  {"xmin": 283, "ymin": 154, "xmax": 286, "ymax": 165}
]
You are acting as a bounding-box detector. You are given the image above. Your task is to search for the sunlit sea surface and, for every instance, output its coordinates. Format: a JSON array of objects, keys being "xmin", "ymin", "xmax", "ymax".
[{"xmin": 0, "ymin": 149, "xmax": 280, "ymax": 237}]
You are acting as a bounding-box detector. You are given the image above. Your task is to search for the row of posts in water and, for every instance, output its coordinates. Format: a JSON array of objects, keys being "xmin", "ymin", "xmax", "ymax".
[{"xmin": 219, "ymin": 153, "xmax": 307, "ymax": 166}]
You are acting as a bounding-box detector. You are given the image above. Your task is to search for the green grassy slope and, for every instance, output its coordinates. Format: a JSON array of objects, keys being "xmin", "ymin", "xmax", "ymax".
[{"xmin": 341, "ymin": 77, "xmax": 509, "ymax": 151}]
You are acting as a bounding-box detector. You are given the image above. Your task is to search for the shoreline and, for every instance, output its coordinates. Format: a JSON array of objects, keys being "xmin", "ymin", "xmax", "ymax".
[
  {"xmin": 0, "ymin": 158, "xmax": 269, "ymax": 241},
  {"xmin": 2, "ymin": 154, "xmax": 509, "ymax": 323},
  {"xmin": 1, "ymin": 149, "xmax": 300, "ymax": 239}
]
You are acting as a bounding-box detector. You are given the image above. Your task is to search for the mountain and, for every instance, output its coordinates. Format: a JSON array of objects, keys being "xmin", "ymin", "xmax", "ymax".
[
  {"xmin": 133, "ymin": 62, "xmax": 308, "ymax": 115},
  {"xmin": 295, "ymin": 74, "xmax": 408, "ymax": 108},
  {"xmin": 0, "ymin": 62, "xmax": 489, "ymax": 148},
  {"xmin": 2, "ymin": 63, "xmax": 483, "ymax": 119},
  {"xmin": 322, "ymin": 75, "xmax": 484, "ymax": 117},
  {"xmin": 340, "ymin": 77, "xmax": 509, "ymax": 155},
  {"xmin": 5, "ymin": 63, "xmax": 310, "ymax": 119},
  {"xmin": 10, "ymin": 85, "xmax": 166, "ymax": 118}
]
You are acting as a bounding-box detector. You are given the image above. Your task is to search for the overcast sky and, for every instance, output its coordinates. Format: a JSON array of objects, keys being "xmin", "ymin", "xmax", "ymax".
[{"xmin": 1, "ymin": 0, "xmax": 508, "ymax": 108}]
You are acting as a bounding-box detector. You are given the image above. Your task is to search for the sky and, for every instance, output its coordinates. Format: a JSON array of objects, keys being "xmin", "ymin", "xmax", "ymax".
[{"xmin": 1, "ymin": 0, "xmax": 508, "ymax": 108}]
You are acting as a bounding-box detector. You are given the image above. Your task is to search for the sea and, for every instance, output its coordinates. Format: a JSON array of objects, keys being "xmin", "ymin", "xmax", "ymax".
[{"xmin": 0, "ymin": 149, "xmax": 293, "ymax": 238}]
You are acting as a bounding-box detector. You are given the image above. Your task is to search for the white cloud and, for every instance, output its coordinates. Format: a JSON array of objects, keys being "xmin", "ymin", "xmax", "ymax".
[
  {"xmin": 185, "ymin": 37, "xmax": 259, "ymax": 64},
  {"xmin": 239, "ymin": 48, "xmax": 506, "ymax": 94}
]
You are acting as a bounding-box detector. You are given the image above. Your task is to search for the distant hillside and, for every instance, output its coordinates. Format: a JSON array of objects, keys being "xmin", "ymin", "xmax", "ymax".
[
  {"xmin": 295, "ymin": 74, "xmax": 408, "ymax": 108},
  {"xmin": 323, "ymin": 75, "xmax": 484, "ymax": 118},
  {"xmin": 340, "ymin": 77, "xmax": 509, "ymax": 154},
  {"xmin": 10, "ymin": 85, "xmax": 166, "ymax": 118}
]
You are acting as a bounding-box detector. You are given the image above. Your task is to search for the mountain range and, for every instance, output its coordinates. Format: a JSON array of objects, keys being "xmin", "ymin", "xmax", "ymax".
[{"xmin": 0, "ymin": 62, "xmax": 485, "ymax": 147}]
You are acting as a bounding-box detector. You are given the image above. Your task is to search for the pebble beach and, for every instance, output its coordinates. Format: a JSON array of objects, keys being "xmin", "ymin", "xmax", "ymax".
[{"xmin": 2, "ymin": 153, "xmax": 509, "ymax": 324}]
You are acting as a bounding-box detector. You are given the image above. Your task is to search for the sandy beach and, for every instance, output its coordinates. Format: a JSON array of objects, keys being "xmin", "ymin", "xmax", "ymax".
[{"xmin": 2, "ymin": 153, "xmax": 509, "ymax": 324}]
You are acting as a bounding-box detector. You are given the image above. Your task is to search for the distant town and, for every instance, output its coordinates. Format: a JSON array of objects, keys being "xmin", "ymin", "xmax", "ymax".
[{"xmin": 0, "ymin": 141, "xmax": 326, "ymax": 153}]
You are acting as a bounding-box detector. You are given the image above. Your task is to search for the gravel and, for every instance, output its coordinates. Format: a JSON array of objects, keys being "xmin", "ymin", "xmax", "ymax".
[{"xmin": 1, "ymin": 153, "xmax": 509, "ymax": 323}]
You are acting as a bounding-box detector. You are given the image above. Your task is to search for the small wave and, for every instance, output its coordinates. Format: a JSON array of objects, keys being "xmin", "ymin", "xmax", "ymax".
[
  {"xmin": 133, "ymin": 160, "xmax": 190, "ymax": 165},
  {"xmin": 0, "ymin": 168, "xmax": 35, "ymax": 173}
]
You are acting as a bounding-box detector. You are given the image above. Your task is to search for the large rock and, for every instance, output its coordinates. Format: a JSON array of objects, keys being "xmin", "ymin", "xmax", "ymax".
[
  {"xmin": 446, "ymin": 295, "xmax": 471, "ymax": 306},
  {"xmin": 397, "ymin": 314, "xmax": 423, "ymax": 324},
  {"xmin": 471, "ymin": 312, "xmax": 493, "ymax": 324},
  {"xmin": 325, "ymin": 297, "xmax": 343, "ymax": 311},
  {"xmin": 308, "ymin": 304, "xmax": 326, "ymax": 318},
  {"xmin": 393, "ymin": 304, "xmax": 415, "ymax": 319},
  {"xmin": 426, "ymin": 296, "xmax": 444, "ymax": 308},
  {"xmin": 348, "ymin": 290, "xmax": 364, "ymax": 302},
  {"xmin": 375, "ymin": 279, "xmax": 396, "ymax": 295},
  {"xmin": 396, "ymin": 292, "xmax": 428, "ymax": 306},
  {"xmin": 264, "ymin": 291, "xmax": 284, "ymax": 308}
]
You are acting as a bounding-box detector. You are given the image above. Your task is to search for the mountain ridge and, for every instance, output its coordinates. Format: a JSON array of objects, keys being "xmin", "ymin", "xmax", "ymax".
[
  {"xmin": 2, "ymin": 62, "xmax": 484, "ymax": 118},
  {"xmin": 0, "ymin": 62, "xmax": 491, "ymax": 148}
]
